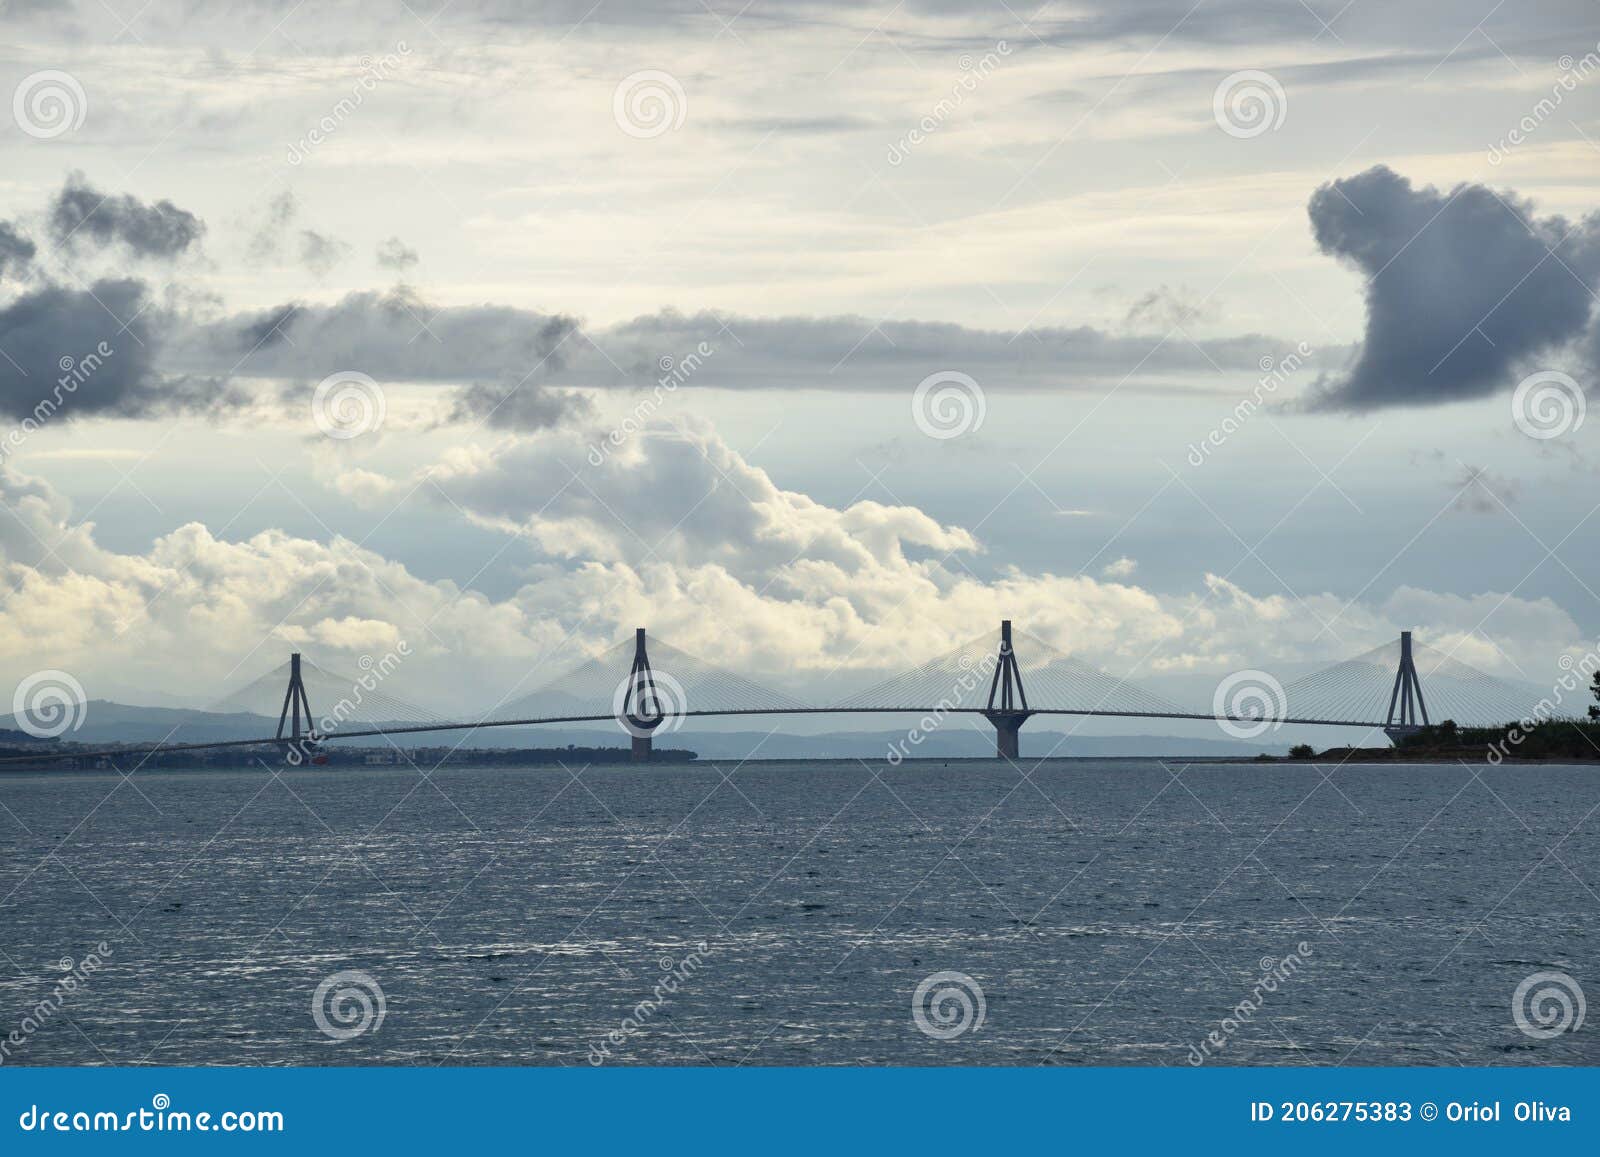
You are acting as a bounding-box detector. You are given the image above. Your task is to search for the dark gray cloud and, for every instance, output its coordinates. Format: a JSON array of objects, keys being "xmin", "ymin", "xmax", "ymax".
[
  {"xmin": 0, "ymin": 279, "xmax": 241, "ymax": 423},
  {"xmin": 0, "ymin": 257, "xmax": 1329, "ymax": 434},
  {"xmin": 885, "ymin": 0, "xmax": 1593, "ymax": 61},
  {"xmin": 447, "ymin": 382, "xmax": 594, "ymax": 430},
  {"xmin": 164, "ymin": 288, "xmax": 588, "ymax": 428},
  {"xmin": 0, "ymin": 181, "xmax": 246, "ymax": 424},
  {"xmin": 0, "ymin": 0, "xmax": 72, "ymax": 18},
  {"xmin": 376, "ymin": 237, "xmax": 419, "ymax": 271},
  {"xmin": 181, "ymin": 288, "xmax": 588, "ymax": 431},
  {"xmin": 0, "ymin": 222, "xmax": 35, "ymax": 280},
  {"xmin": 1090, "ymin": 34, "xmax": 1567, "ymax": 100},
  {"xmin": 298, "ymin": 229, "xmax": 350, "ymax": 278},
  {"xmin": 593, "ymin": 308, "xmax": 1303, "ymax": 392},
  {"xmin": 8, "ymin": 243, "xmax": 1331, "ymax": 434},
  {"xmin": 1306, "ymin": 165, "xmax": 1600, "ymax": 411},
  {"xmin": 243, "ymin": 191, "xmax": 349, "ymax": 277},
  {"xmin": 184, "ymin": 288, "xmax": 581, "ymax": 385},
  {"xmin": 1451, "ymin": 465, "xmax": 1522, "ymax": 514},
  {"xmin": 245, "ymin": 191, "xmax": 297, "ymax": 264},
  {"xmin": 416, "ymin": 0, "xmax": 1590, "ymax": 55},
  {"xmin": 158, "ymin": 289, "xmax": 1310, "ymax": 431},
  {"xmin": 714, "ymin": 114, "xmax": 879, "ymax": 135},
  {"xmin": 48, "ymin": 174, "xmax": 205, "ymax": 259},
  {"xmin": 184, "ymin": 291, "xmax": 1318, "ymax": 401},
  {"xmin": 1122, "ymin": 285, "xmax": 1212, "ymax": 332}
]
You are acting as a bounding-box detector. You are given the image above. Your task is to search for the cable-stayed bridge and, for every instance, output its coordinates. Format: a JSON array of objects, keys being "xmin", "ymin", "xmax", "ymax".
[{"xmin": 6, "ymin": 622, "xmax": 1552, "ymax": 765}]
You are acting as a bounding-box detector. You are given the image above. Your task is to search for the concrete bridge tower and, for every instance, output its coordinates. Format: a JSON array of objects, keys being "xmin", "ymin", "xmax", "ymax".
[
  {"xmin": 982, "ymin": 620, "xmax": 1032, "ymax": 759},
  {"xmin": 1384, "ymin": 629, "xmax": 1429, "ymax": 745},
  {"xmin": 621, "ymin": 627, "xmax": 665, "ymax": 762}
]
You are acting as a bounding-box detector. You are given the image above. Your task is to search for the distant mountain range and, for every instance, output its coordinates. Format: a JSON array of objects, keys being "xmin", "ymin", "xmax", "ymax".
[{"xmin": 6, "ymin": 700, "xmax": 1283, "ymax": 760}]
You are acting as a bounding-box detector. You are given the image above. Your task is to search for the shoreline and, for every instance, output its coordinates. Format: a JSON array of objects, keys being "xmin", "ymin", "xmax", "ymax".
[{"xmin": 2, "ymin": 751, "xmax": 1597, "ymax": 774}]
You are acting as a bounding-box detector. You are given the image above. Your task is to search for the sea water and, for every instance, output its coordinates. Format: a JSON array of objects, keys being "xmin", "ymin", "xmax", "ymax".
[{"xmin": 1, "ymin": 759, "xmax": 1595, "ymax": 1066}]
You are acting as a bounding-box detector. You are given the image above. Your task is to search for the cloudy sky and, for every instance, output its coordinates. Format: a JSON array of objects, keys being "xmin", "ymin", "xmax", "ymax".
[{"xmin": 1, "ymin": 0, "xmax": 1599, "ymax": 726}]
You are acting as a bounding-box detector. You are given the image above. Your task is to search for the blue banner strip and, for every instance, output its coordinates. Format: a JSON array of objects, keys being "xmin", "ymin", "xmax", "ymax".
[{"xmin": 4, "ymin": 1067, "xmax": 1595, "ymax": 1153}]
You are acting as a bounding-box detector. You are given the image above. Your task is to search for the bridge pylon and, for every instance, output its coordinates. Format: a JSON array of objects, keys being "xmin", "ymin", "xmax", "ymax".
[
  {"xmin": 620, "ymin": 627, "xmax": 665, "ymax": 762},
  {"xmin": 275, "ymin": 652, "xmax": 318, "ymax": 761},
  {"xmin": 1383, "ymin": 630, "xmax": 1429, "ymax": 745},
  {"xmin": 982, "ymin": 619, "xmax": 1033, "ymax": 759}
]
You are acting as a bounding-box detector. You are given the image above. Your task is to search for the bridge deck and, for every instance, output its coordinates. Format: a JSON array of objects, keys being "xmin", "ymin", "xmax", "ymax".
[{"xmin": 0, "ymin": 706, "xmax": 1386, "ymax": 766}]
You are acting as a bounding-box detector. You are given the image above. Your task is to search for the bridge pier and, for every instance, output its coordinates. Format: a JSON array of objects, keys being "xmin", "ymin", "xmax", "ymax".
[
  {"xmin": 984, "ymin": 710, "xmax": 1031, "ymax": 759},
  {"xmin": 628, "ymin": 725, "xmax": 659, "ymax": 762}
]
